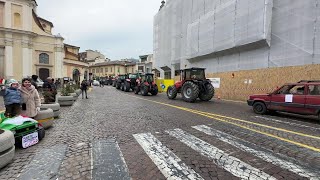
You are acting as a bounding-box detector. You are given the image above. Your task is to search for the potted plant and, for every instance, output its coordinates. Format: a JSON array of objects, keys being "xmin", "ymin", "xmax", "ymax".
[{"xmin": 57, "ymin": 85, "xmax": 75, "ymax": 106}]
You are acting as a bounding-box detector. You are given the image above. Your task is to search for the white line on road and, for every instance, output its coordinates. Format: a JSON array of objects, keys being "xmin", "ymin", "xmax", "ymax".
[
  {"xmin": 133, "ymin": 133, "xmax": 204, "ymax": 180},
  {"xmin": 254, "ymin": 116, "xmax": 320, "ymax": 131},
  {"xmin": 193, "ymin": 125, "xmax": 320, "ymax": 180},
  {"xmin": 166, "ymin": 129, "xmax": 277, "ymax": 180}
]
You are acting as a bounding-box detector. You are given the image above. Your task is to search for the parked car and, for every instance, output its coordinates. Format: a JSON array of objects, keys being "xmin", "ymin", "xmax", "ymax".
[
  {"xmin": 36, "ymin": 78, "xmax": 44, "ymax": 88},
  {"xmin": 92, "ymin": 80, "xmax": 100, "ymax": 86},
  {"xmin": 247, "ymin": 80, "xmax": 320, "ymax": 120}
]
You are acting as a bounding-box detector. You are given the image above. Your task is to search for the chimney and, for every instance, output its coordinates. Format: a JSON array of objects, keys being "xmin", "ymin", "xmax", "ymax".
[{"xmin": 159, "ymin": 0, "xmax": 165, "ymax": 11}]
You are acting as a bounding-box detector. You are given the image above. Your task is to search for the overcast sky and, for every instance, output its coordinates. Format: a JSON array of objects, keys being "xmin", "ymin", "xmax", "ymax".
[{"xmin": 37, "ymin": 0, "xmax": 161, "ymax": 60}]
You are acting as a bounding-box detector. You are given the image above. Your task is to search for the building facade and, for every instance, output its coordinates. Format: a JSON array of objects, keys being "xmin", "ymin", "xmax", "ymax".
[
  {"xmin": 89, "ymin": 61, "xmax": 136, "ymax": 79},
  {"xmin": 63, "ymin": 44, "xmax": 89, "ymax": 83},
  {"xmin": 0, "ymin": 0, "xmax": 64, "ymax": 81},
  {"xmin": 154, "ymin": 0, "xmax": 320, "ymax": 100},
  {"xmin": 79, "ymin": 50, "xmax": 109, "ymax": 66}
]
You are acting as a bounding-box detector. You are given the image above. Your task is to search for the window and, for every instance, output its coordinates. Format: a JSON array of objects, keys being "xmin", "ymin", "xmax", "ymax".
[
  {"xmin": 277, "ymin": 85, "xmax": 305, "ymax": 95},
  {"xmin": 101, "ymin": 68, "xmax": 103, "ymax": 73},
  {"xmin": 106, "ymin": 68, "xmax": 108, "ymax": 72},
  {"xmin": 118, "ymin": 67, "xmax": 120, "ymax": 73},
  {"xmin": 111, "ymin": 67, "xmax": 113, "ymax": 72},
  {"xmin": 132, "ymin": 68, "xmax": 134, "ymax": 73},
  {"xmin": 39, "ymin": 53, "xmax": 49, "ymax": 64},
  {"xmin": 97, "ymin": 68, "xmax": 99, "ymax": 73},
  {"xmin": 14, "ymin": 13, "xmax": 21, "ymax": 28},
  {"xmin": 92, "ymin": 69, "xmax": 95, "ymax": 73},
  {"xmin": 289, "ymin": 85, "xmax": 305, "ymax": 95},
  {"xmin": 308, "ymin": 85, "xmax": 320, "ymax": 95},
  {"xmin": 138, "ymin": 66, "xmax": 144, "ymax": 72}
]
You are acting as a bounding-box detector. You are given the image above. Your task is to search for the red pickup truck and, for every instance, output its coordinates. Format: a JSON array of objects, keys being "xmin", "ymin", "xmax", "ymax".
[{"xmin": 247, "ymin": 80, "xmax": 320, "ymax": 120}]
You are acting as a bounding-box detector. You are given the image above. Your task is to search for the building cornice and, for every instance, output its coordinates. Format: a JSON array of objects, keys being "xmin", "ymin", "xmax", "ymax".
[
  {"xmin": 0, "ymin": 27, "xmax": 38, "ymax": 37},
  {"xmin": 63, "ymin": 59, "xmax": 89, "ymax": 68}
]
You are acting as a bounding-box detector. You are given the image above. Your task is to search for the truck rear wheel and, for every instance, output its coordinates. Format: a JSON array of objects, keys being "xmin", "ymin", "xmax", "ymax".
[
  {"xmin": 199, "ymin": 83, "xmax": 214, "ymax": 101},
  {"xmin": 167, "ymin": 86, "xmax": 177, "ymax": 99},
  {"xmin": 182, "ymin": 81, "xmax": 199, "ymax": 103}
]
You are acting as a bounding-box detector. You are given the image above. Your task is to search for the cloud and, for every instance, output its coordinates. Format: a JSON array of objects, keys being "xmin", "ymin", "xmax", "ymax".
[{"xmin": 36, "ymin": 0, "xmax": 161, "ymax": 59}]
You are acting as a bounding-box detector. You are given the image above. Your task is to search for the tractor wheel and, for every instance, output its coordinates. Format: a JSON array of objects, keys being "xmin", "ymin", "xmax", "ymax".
[
  {"xmin": 134, "ymin": 86, "xmax": 140, "ymax": 94},
  {"xmin": 199, "ymin": 83, "xmax": 215, "ymax": 101},
  {"xmin": 151, "ymin": 85, "xmax": 158, "ymax": 96},
  {"xmin": 181, "ymin": 81, "xmax": 199, "ymax": 103},
  {"xmin": 124, "ymin": 82, "xmax": 130, "ymax": 92},
  {"xmin": 121, "ymin": 83, "xmax": 125, "ymax": 91},
  {"xmin": 141, "ymin": 85, "xmax": 148, "ymax": 96},
  {"xmin": 167, "ymin": 86, "xmax": 177, "ymax": 99}
]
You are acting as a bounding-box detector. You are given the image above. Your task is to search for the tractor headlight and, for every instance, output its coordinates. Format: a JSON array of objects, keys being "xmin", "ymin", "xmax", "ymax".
[{"xmin": 11, "ymin": 130, "xmax": 16, "ymax": 135}]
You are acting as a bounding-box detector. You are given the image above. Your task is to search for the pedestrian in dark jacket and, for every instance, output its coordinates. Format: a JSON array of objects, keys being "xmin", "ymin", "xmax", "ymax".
[
  {"xmin": 31, "ymin": 75, "xmax": 39, "ymax": 90},
  {"xmin": 0, "ymin": 79, "xmax": 21, "ymax": 117},
  {"xmin": 81, "ymin": 80, "xmax": 89, "ymax": 99},
  {"xmin": 42, "ymin": 77, "xmax": 57, "ymax": 103}
]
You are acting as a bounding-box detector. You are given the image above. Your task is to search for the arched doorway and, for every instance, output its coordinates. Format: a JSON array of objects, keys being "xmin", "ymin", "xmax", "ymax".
[
  {"xmin": 73, "ymin": 69, "xmax": 80, "ymax": 84},
  {"xmin": 39, "ymin": 68, "xmax": 49, "ymax": 80}
]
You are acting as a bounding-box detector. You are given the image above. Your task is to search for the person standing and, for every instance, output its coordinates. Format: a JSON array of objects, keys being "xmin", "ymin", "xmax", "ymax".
[
  {"xmin": 31, "ymin": 75, "xmax": 39, "ymax": 90},
  {"xmin": 0, "ymin": 79, "xmax": 22, "ymax": 118},
  {"xmin": 81, "ymin": 80, "xmax": 89, "ymax": 99},
  {"xmin": 42, "ymin": 77, "xmax": 57, "ymax": 103},
  {"xmin": 19, "ymin": 78, "xmax": 41, "ymax": 119}
]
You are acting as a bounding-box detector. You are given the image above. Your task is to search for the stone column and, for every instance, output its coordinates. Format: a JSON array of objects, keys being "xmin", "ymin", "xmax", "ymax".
[
  {"xmin": 54, "ymin": 36, "xmax": 64, "ymax": 78},
  {"xmin": 23, "ymin": 4, "xmax": 32, "ymax": 31},
  {"xmin": 22, "ymin": 36, "xmax": 33, "ymax": 77},
  {"xmin": 4, "ymin": 33, "xmax": 13, "ymax": 79},
  {"xmin": 4, "ymin": 1, "xmax": 11, "ymax": 28}
]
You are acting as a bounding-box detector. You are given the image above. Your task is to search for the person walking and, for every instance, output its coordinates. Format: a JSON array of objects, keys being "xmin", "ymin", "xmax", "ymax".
[
  {"xmin": 0, "ymin": 79, "xmax": 22, "ymax": 118},
  {"xmin": 99, "ymin": 79, "xmax": 104, "ymax": 88},
  {"xmin": 81, "ymin": 80, "xmax": 89, "ymax": 99},
  {"xmin": 19, "ymin": 78, "xmax": 41, "ymax": 119}
]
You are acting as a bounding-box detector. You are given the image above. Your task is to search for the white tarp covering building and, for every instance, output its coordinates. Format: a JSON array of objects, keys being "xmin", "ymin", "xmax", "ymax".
[{"xmin": 153, "ymin": 0, "xmax": 320, "ymax": 78}]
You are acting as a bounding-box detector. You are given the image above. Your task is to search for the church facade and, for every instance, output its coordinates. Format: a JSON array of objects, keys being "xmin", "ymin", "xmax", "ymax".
[{"xmin": 0, "ymin": 0, "xmax": 64, "ymax": 81}]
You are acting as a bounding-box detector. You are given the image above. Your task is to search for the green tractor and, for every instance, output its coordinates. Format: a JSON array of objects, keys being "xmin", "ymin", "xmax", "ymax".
[{"xmin": 167, "ymin": 68, "xmax": 214, "ymax": 103}]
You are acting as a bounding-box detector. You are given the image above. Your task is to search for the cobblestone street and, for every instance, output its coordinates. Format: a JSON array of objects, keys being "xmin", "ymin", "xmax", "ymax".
[{"xmin": 1, "ymin": 86, "xmax": 320, "ymax": 180}]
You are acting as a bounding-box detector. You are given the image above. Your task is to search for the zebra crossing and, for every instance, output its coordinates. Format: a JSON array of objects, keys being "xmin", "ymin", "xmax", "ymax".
[
  {"xmin": 17, "ymin": 124, "xmax": 320, "ymax": 180},
  {"xmin": 133, "ymin": 125, "xmax": 320, "ymax": 180}
]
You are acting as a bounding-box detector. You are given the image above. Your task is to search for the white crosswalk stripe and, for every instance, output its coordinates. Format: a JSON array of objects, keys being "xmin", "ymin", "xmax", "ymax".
[
  {"xmin": 193, "ymin": 125, "xmax": 320, "ymax": 180},
  {"xmin": 133, "ymin": 133, "xmax": 204, "ymax": 180},
  {"xmin": 166, "ymin": 129, "xmax": 277, "ymax": 180}
]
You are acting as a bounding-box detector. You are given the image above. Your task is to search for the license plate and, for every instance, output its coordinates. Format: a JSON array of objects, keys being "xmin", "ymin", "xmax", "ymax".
[{"xmin": 22, "ymin": 132, "xmax": 39, "ymax": 148}]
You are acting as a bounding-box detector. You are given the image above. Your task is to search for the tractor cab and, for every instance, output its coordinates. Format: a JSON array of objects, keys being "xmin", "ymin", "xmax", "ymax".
[
  {"xmin": 141, "ymin": 73, "xmax": 154, "ymax": 83},
  {"xmin": 181, "ymin": 68, "xmax": 206, "ymax": 81}
]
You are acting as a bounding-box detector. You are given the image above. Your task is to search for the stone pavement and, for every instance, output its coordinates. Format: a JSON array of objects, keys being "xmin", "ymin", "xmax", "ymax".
[{"xmin": 0, "ymin": 86, "xmax": 319, "ymax": 180}]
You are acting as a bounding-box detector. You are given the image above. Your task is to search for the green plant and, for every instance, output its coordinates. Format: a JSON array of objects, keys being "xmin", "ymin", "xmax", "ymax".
[{"xmin": 60, "ymin": 84, "xmax": 75, "ymax": 96}]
